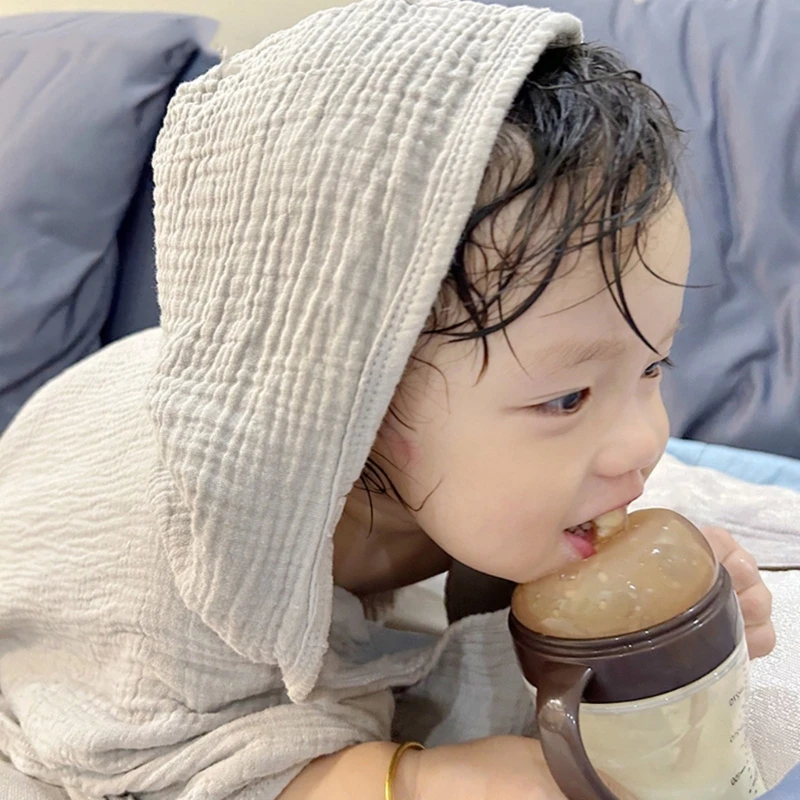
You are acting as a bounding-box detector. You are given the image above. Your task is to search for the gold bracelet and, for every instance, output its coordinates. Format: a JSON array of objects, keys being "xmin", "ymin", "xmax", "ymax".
[{"xmin": 385, "ymin": 741, "xmax": 425, "ymax": 800}]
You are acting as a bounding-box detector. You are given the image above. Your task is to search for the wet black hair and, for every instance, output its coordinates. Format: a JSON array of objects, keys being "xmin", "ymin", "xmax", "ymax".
[
  {"xmin": 359, "ymin": 42, "xmax": 683, "ymax": 511},
  {"xmin": 434, "ymin": 43, "xmax": 682, "ymax": 355}
]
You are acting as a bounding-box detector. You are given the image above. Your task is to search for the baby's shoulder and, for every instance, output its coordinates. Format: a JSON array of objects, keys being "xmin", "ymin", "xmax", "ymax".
[{"xmin": 0, "ymin": 328, "xmax": 161, "ymax": 474}]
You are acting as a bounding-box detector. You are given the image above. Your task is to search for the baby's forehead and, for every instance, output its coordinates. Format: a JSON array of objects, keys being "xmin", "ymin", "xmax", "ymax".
[{"xmin": 489, "ymin": 274, "xmax": 681, "ymax": 371}]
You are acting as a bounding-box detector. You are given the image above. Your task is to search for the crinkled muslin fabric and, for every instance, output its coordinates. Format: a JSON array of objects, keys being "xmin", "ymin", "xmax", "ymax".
[{"xmin": 147, "ymin": 0, "xmax": 579, "ymax": 703}]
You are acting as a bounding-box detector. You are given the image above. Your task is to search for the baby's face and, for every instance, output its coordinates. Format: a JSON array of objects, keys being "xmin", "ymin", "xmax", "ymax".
[{"xmin": 378, "ymin": 195, "xmax": 691, "ymax": 584}]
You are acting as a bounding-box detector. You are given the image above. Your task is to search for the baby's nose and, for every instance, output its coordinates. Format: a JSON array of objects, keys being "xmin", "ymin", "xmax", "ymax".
[{"xmin": 594, "ymin": 405, "xmax": 666, "ymax": 480}]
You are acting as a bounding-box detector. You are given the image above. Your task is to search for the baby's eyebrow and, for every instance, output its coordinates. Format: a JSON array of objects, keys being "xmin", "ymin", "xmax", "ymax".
[
  {"xmin": 537, "ymin": 335, "xmax": 627, "ymax": 373},
  {"xmin": 535, "ymin": 321, "xmax": 683, "ymax": 374}
]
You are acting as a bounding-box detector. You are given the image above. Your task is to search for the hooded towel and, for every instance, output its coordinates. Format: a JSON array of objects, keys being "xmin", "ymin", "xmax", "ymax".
[{"xmin": 146, "ymin": 0, "xmax": 580, "ymax": 701}]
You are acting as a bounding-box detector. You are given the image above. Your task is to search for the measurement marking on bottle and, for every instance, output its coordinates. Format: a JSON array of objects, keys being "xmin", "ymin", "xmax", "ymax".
[
  {"xmin": 729, "ymin": 722, "xmax": 745, "ymax": 744},
  {"xmin": 728, "ymin": 686, "xmax": 745, "ymax": 707},
  {"xmin": 730, "ymin": 765, "xmax": 747, "ymax": 786}
]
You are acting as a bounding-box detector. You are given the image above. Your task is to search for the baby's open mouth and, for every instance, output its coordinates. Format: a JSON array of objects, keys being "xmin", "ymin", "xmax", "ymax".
[
  {"xmin": 566, "ymin": 520, "xmax": 596, "ymax": 541},
  {"xmin": 565, "ymin": 508, "xmax": 628, "ymax": 556}
]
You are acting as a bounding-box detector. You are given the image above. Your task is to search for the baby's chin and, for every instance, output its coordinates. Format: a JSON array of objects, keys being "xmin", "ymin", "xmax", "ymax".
[{"xmin": 507, "ymin": 548, "xmax": 584, "ymax": 586}]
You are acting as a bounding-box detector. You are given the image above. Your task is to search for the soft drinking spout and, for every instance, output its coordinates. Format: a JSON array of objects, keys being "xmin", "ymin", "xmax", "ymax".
[{"xmin": 512, "ymin": 508, "xmax": 717, "ymax": 639}]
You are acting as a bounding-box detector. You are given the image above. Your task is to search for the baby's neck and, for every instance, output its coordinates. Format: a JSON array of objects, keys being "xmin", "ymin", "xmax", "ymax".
[{"xmin": 332, "ymin": 490, "xmax": 450, "ymax": 595}]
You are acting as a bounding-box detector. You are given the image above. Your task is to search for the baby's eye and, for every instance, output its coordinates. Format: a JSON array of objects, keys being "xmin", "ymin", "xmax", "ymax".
[
  {"xmin": 643, "ymin": 357, "xmax": 675, "ymax": 379},
  {"xmin": 530, "ymin": 388, "xmax": 590, "ymax": 416}
]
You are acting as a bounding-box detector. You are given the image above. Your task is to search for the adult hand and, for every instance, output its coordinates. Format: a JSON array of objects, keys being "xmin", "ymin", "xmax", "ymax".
[{"xmin": 701, "ymin": 526, "xmax": 775, "ymax": 657}]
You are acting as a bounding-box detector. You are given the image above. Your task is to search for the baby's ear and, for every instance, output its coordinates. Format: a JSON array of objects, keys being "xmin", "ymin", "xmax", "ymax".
[
  {"xmin": 374, "ymin": 414, "xmax": 420, "ymax": 471},
  {"xmin": 445, "ymin": 561, "xmax": 515, "ymax": 623}
]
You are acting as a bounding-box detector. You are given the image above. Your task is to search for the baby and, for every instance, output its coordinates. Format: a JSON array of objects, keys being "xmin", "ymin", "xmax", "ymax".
[{"xmin": 0, "ymin": 1, "xmax": 775, "ymax": 799}]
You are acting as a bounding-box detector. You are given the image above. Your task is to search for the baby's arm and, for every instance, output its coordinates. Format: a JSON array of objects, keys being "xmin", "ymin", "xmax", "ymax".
[
  {"xmin": 278, "ymin": 741, "xmax": 418, "ymax": 800},
  {"xmin": 279, "ymin": 736, "xmax": 569, "ymax": 800}
]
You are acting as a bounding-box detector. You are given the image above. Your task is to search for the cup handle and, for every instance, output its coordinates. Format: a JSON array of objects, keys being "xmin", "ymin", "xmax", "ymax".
[{"xmin": 536, "ymin": 662, "xmax": 620, "ymax": 800}]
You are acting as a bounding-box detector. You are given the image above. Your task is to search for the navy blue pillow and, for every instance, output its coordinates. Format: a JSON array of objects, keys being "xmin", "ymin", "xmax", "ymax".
[
  {"xmin": 0, "ymin": 12, "xmax": 217, "ymax": 434},
  {"xmin": 500, "ymin": 0, "xmax": 800, "ymax": 459}
]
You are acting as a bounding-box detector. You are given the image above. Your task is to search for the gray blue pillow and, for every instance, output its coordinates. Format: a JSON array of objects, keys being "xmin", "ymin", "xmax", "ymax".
[{"xmin": 0, "ymin": 12, "xmax": 217, "ymax": 433}]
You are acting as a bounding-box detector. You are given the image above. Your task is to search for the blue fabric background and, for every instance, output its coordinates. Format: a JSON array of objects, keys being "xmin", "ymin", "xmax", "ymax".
[{"xmin": 0, "ymin": 12, "xmax": 216, "ymax": 433}]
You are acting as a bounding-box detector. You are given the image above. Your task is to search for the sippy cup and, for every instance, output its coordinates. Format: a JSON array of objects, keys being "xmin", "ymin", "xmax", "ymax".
[{"xmin": 509, "ymin": 508, "xmax": 766, "ymax": 800}]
